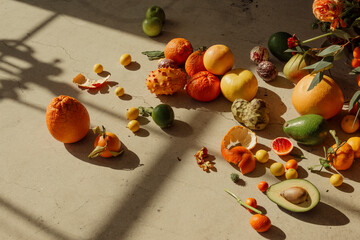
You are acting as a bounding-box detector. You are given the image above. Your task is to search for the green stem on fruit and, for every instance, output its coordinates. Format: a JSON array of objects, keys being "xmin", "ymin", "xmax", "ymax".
[
  {"xmin": 224, "ymin": 189, "xmax": 262, "ymax": 214},
  {"xmin": 301, "ymin": 32, "xmax": 333, "ymax": 44}
]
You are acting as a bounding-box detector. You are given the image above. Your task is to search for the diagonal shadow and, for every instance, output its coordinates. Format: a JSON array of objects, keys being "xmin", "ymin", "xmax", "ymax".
[{"xmin": 0, "ymin": 196, "xmax": 74, "ymax": 240}]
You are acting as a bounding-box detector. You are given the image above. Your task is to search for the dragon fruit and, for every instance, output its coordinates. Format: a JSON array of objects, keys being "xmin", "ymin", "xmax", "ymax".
[{"xmin": 146, "ymin": 67, "xmax": 187, "ymax": 95}]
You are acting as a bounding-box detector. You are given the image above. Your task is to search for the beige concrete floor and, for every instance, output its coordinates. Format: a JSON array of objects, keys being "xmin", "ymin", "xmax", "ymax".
[{"xmin": 1, "ymin": 0, "xmax": 360, "ymax": 239}]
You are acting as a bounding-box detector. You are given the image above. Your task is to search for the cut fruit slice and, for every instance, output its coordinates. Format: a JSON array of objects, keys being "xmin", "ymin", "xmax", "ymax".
[
  {"xmin": 222, "ymin": 125, "xmax": 257, "ymax": 150},
  {"xmin": 271, "ymin": 137, "xmax": 293, "ymax": 156},
  {"xmin": 73, "ymin": 73, "xmax": 111, "ymax": 89}
]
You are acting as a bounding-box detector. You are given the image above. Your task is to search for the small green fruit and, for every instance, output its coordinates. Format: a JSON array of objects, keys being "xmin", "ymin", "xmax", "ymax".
[
  {"xmin": 146, "ymin": 5, "xmax": 166, "ymax": 23},
  {"xmin": 142, "ymin": 17, "xmax": 162, "ymax": 37}
]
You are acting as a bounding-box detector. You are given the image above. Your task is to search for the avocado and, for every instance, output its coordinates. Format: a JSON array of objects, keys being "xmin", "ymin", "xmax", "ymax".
[
  {"xmin": 268, "ymin": 32, "xmax": 293, "ymax": 62},
  {"xmin": 266, "ymin": 179, "xmax": 320, "ymax": 212},
  {"xmin": 283, "ymin": 114, "xmax": 328, "ymax": 146}
]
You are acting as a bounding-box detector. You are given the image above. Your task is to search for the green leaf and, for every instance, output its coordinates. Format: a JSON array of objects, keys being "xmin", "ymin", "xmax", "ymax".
[
  {"xmin": 349, "ymin": 66, "xmax": 360, "ymax": 75},
  {"xmin": 317, "ymin": 45, "xmax": 342, "ymax": 57},
  {"xmin": 141, "ymin": 51, "xmax": 165, "ymax": 60},
  {"xmin": 307, "ymin": 72, "xmax": 324, "ymax": 91},
  {"xmin": 88, "ymin": 145, "xmax": 106, "ymax": 159},
  {"xmin": 284, "ymin": 49, "xmax": 299, "ymax": 53},
  {"xmin": 332, "ymin": 29, "xmax": 351, "ymax": 41},
  {"xmin": 349, "ymin": 90, "xmax": 360, "ymax": 111},
  {"xmin": 319, "ymin": 158, "xmax": 331, "ymax": 168},
  {"xmin": 110, "ymin": 149, "xmax": 124, "ymax": 157}
]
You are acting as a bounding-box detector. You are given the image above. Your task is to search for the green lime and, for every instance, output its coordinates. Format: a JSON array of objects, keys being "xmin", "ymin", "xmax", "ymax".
[
  {"xmin": 142, "ymin": 17, "xmax": 163, "ymax": 37},
  {"xmin": 268, "ymin": 32, "xmax": 293, "ymax": 62},
  {"xmin": 152, "ymin": 104, "xmax": 174, "ymax": 128},
  {"xmin": 146, "ymin": 5, "xmax": 166, "ymax": 23}
]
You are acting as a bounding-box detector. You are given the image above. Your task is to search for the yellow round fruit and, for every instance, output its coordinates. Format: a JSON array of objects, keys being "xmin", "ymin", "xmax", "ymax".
[
  {"xmin": 126, "ymin": 107, "xmax": 139, "ymax": 120},
  {"xmin": 255, "ymin": 150, "xmax": 269, "ymax": 163},
  {"xmin": 220, "ymin": 68, "xmax": 258, "ymax": 102},
  {"xmin": 120, "ymin": 53, "xmax": 132, "ymax": 66},
  {"xmin": 347, "ymin": 136, "xmax": 360, "ymax": 158},
  {"xmin": 203, "ymin": 44, "xmax": 234, "ymax": 75},
  {"xmin": 127, "ymin": 120, "xmax": 140, "ymax": 132},
  {"xmin": 341, "ymin": 115, "xmax": 359, "ymax": 133},
  {"xmin": 270, "ymin": 162, "xmax": 285, "ymax": 176},
  {"xmin": 285, "ymin": 168, "xmax": 298, "ymax": 179},
  {"xmin": 115, "ymin": 87, "xmax": 125, "ymax": 97},
  {"xmin": 330, "ymin": 174, "xmax": 343, "ymax": 187},
  {"xmin": 93, "ymin": 63, "xmax": 103, "ymax": 73}
]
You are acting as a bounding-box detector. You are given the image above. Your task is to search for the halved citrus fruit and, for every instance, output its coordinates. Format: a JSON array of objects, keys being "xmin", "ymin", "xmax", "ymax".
[
  {"xmin": 271, "ymin": 137, "xmax": 293, "ymax": 156},
  {"xmin": 221, "ymin": 125, "xmax": 257, "ymax": 150}
]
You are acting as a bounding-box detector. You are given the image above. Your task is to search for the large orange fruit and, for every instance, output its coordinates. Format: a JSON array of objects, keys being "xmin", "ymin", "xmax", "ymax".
[
  {"xmin": 164, "ymin": 38, "xmax": 193, "ymax": 65},
  {"xmin": 46, "ymin": 95, "xmax": 90, "ymax": 143},
  {"xmin": 184, "ymin": 47, "xmax": 207, "ymax": 77},
  {"xmin": 186, "ymin": 71, "xmax": 220, "ymax": 102},
  {"xmin": 292, "ymin": 74, "xmax": 344, "ymax": 119},
  {"xmin": 203, "ymin": 44, "xmax": 234, "ymax": 75}
]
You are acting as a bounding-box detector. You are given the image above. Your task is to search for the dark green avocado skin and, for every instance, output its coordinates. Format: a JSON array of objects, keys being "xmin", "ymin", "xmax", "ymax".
[
  {"xmin": 283, "ymin": 114, "xmax": 328, "ymax": 146},
  {"xmin": 268, "ymin": 32, "xmax": 293, "ymax": 62}
]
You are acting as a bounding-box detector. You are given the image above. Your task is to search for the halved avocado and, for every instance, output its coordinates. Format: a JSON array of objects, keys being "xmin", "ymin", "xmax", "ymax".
[{"xmin": 266, "ymin": 179, "xmax": 320, "ymax": 212}]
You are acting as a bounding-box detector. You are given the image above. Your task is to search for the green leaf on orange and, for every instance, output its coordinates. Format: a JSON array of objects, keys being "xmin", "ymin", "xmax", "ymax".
[{"xmin": 307, "ymin": 72, "xmax": 324, "ymax": 91}]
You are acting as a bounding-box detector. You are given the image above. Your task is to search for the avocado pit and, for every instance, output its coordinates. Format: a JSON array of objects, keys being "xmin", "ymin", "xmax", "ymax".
[{"xmin": 280, "ymin": 186, "xmax": 308, "ymax": 204}]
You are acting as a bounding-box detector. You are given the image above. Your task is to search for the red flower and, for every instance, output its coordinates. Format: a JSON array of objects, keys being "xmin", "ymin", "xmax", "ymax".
[{"xmin": 287, "ymin": 34, "xmax": 300, "ymax": 55}]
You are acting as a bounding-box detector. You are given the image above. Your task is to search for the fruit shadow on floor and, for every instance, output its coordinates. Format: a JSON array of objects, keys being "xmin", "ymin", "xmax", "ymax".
[
  {"xmin": 156, "ymin": 90, "xmax": 233, "ymax": 112},
  {"xmin": 259, "ymin": 225, "xmax": 286, "ymax": 240},
  {"xmin": 64, "ymin": 130, "xmax": 141, "ymax": 170},
  {"xmin": 278, "ymin": 202, "xmax": 350, "ymax": 226},
  {"xmin": 262, "ymin": 75, "xmax": 295, "ymax": 90},
  {"xmin": 254, "ymin": 87, "xmax": 287, "ymax": 140}
]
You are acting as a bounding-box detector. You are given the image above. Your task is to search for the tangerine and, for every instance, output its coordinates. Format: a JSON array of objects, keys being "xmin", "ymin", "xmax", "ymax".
[
  {"xmin": 258, "ymin": 181, "xmax": 269, "ymax": 192},
  {"xmin": 328, "ymin": 142, "xmax": 354, "ymax": 170},
  {"xmin": 249, "ymin": 214, "xmax": 272, "ymax": 232},
  {"xmin": 357, "ymin": 75, "xmax": 360, "ymax": 88},
  {"xmin": 341, "ymin": 115, "xmax": 359, "ymax": 133},
  {"xmin": 93, "ymin": 131, "xmax": 122, "ymax": 158},
  {"xmin": 164, "ymin": 38, "xmax": 193, "ymax": 65},
  {"xmin": 186, "ymin": 71, "xmax": 221, "ymax": 102},
  {"xmin": 285, "ymin": 159, "xmax": 298, "ymax": 170},
  {"xmin": 351, "ymin": 58, "xmax": 360, "ymax": 68},
  {"xmin": 185, "ymin": 47, "xmax": 207, "ymax": 77},
  {"xmin": 244, "ymin": 198, "xmax": 257, "ymax": 213},
  {"xmin": 203, "ymin": 44, "xmax": 234, "ymax": 75},
  {"xmin": 353, "ymin": 46, "xmax": 360, "ymax": 59},
  {"xmin": 292, "ymin": 74, "xmax": 344, "ymax": 119},
  {"xmin": 46, "ymin": 95, "xmax": 90, "ymax": 143}
]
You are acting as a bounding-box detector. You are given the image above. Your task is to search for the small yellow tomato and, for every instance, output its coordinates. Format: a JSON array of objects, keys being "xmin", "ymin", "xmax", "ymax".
[
  {"xmin": 285, "ymin": 168, "xmax": 298, "ymax": 179},
  {"xmin": 115, "ymin": 87, "xmax": 125, "ymax": 97},
  {"xmin": 120, "ymin": 53, "xmax": 132, "ymax": 66},
  {"xmin": 93, "ymin": 63, "xmax": 103, "ymax": 73},
  {"xmin": 128, "ymin": 120, "xmax": 140, "ymax": 132},
  {"xmin": 330, "ymin": 174, "xmax": 343, "ymax": 187},
  {"xmin": 126, "ymin": 107, "xmax": 139, "ymax": 120},
  {"xmin": 270, "ymin": 162, "xmax": 285, "ymax": 176},
  {"xmin": 255, "ymin": 150, "xmax": 269, "ymax": 163}
]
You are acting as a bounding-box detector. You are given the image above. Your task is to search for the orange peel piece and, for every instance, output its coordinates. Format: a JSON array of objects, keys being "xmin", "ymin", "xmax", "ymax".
[
  {"xmin": 221, "ymin": 126, "xmax": 256, "ymax": 174},
  {"xmin": 73, "ymin": 73, "xmax": 111, "ymax": 89}
]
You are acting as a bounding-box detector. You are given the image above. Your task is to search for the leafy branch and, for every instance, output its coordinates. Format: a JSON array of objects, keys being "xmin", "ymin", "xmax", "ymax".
[{"xmin": 308, "ymin": 130, "xmax": 345, "ymax": 171}]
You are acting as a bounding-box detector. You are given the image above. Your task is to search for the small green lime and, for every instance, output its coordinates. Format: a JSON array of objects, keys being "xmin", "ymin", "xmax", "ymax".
[
  {"xmin": 142, "ymin": 17, "xmax": 162, "ymax": 37},
  {"xmin": 146, "ymin": 5, "xmax": 166, "ymax": 23},
  {"xmin": 152, "ymin": 104, "xmax": 174, "ymax": 128}
]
